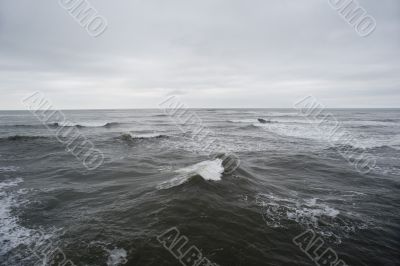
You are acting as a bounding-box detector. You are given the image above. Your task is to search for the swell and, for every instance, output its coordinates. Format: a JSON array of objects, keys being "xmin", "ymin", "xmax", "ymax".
[
  {"xmin": 328, "ymin": 143, "xmax": 400, "ymax": 152},
  {"xmin": 0, "ymin": 135, "xmax": 50, "ymax": 142},
  {"xmin": 239, "ymin": 124, "xmax": 260, "ymax": 130},
  {"xmin": 1, "ymin": 124, "xmax": 46, "ymax": 129},
  {"xmin": 157, "ymin": 159, "xmax": 224, "ymax": 189},
  {"xmin": 47, "ymin": 122, "xmax": 123, "ymax": 128},
  {"xmin": 119, "ymin": 133, "xmax": 169, "ymax": 141},
  {"xmin": 1, "ymin": 122, "xmax": 124, "ymax": 129}
]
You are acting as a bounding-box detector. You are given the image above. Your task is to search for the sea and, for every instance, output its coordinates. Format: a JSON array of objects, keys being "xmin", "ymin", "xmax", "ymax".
[{"xmin": 0, "ymin": 109, "xmax": 399, "ymax": 266}]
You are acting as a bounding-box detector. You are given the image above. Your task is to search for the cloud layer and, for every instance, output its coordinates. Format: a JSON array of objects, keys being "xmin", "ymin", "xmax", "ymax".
[{"xmin": 0, "ymin": 0, "xmax": 399, "ymax": 109}]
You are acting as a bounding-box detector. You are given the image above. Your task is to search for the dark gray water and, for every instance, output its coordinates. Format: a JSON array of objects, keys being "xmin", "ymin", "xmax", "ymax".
[{"xmin": 0, "ymin": 109, "xmax": 399, "ymax": 266}]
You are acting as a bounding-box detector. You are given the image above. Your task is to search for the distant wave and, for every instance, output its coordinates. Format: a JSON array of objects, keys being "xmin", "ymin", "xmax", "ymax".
[
  {"xmin": 6, "ymin": 124, "xmax": 44, "ymax": 128},
  {"xmin": 228, "ymin": 119, "xmax": 258, "ymax": 123},
  {"xmin": 267, "ymin": 112, "xmax": 299, "ymax": 116},
  {"xmin": 120, "ymin": 133, "xmax": 168, "ymax": 141},
  {"xmin": 231, "ymin": 118, "xmax": 314, "ymax": 126},
  {"xmin": 0, "ymin": 166, "xmax": 19, "ymax": 173},
  {"xmin": 103, "ymin": 122, "xmax": 123, "ymax": 128},
  {"xmin": 157, "ymin": 159, "xmax": 224, "ymax": 189},
  {"xmin": 1, "ymin": 135, "xmax": 48, "ymax": 141},
  {"xmin": 228, "ymin": 119, "xmax": 280, "ymax": 124},
  {"xmin": 2, "ymin": 122, "xmax": 124, "ymax": 129},
  {"xmin": 375, "ymin": 118, "xmax": 399, "ymax": 123},
  {"xmin": 240, "ymin": 124, "xmax": 260, "ymax": 130},
  {"xmin": 253, "ymin": 122, "xmax": 400, "ymax": 151},
  {"xmin": 331, "ymin": 142, "xmax": 400, "ymax": 152},
  {"xmin": 342, "ymin": 120, "xmax": 400, "ymax": 127},
  {"xmin": 46, "ymin": 122, "xmax": 123, "ymax": 128}
]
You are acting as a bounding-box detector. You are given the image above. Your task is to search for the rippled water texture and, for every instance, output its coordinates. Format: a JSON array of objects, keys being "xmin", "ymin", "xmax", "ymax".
[{"xmin": 0, "ymin": 109, "xmax": 399, "ymax": 265}]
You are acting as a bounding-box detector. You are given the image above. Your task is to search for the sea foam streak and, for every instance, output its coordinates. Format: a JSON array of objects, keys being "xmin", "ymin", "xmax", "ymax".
[
  {"xmin": 157, "ymin": 159, "xmax": 224, "ymax": 189},
  {"xmin": 0, "ymin": 166, "xmax": 19, "ymax": 173},
  {"xmin": 0, "ymin": 178, "xmax": 34, "ymax": 256},
  {"xmin": 255, "ymin": 193, "xmax": 370, "ymax": 243},
  {"xmin": 254, "ymin": 122, "xmax": 400, "ymax": 150}
]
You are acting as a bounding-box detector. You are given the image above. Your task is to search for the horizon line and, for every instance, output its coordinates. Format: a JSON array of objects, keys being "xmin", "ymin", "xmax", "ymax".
[{"xmin": 1, "ymin": 107, "xmax": 400, "ymax": 111}]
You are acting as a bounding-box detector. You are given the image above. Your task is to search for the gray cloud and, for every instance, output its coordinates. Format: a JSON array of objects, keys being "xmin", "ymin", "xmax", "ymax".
[{"xmin": 0, "ymin": 0, "xmax": 399, "ymax": 109}]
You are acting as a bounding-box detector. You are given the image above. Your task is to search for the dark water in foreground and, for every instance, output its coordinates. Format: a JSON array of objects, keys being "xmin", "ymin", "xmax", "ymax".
[{"xmin": 0, "ymin": 109, "xmax": 399, "ymax": 266}]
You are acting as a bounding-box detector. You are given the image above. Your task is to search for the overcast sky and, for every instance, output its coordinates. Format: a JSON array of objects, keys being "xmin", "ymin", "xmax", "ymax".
[{"xmin": 0, "ymin": 0, "xmax": 399, "ymax": 109}]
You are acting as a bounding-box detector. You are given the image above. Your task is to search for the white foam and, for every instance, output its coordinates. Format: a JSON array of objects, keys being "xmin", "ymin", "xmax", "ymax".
[
  {"xmin": 89, "ymin": 241, "xmax": 128, "ymax": 266},
  {"xmin": 256, "ymin": 193, "xmax": 342, "ymax": 234},
  {"xmin": 157, "ymin": 159, "xmax": 224, "ymax": 189},
  {"xmin": 388, "ymin": 135, "xmax": 400, "ymax": 150},
  {"xmin": 254, "ymin": 121, "xmax": 399, "ymax": 150},
  {"xmin": 0, "ymin": 166, "xmax": 19, "ymax": 173},
  {"xmin": 107, "ymin": 248, "xmax": 128, "ymax": 266},
  {"xmin": 255, "ymin": 193, "xmax": 372, "ymax": 243},
  {"xmin": 0, "ymin": 178, "xmax": 35, "ymax": 256},
  {"xmin": 0, "ymin": 177, "xmax": 23, "ymax": 188},
  {"xmin": 131, "ymin": 133, "xmax": 165, "ymax": 139},
  {"xmin": 253, "ymin": 122, "xmax": 327, "ymax": 142},
  {"xmin": 56, "ymin": 121, "xmax": 109, "ymax": 127},
  {"xmin": 228, "ymin": 119, "xmax": 258, "ymax": 123},
  {"xmin": 176, "ymin": 159, "xmax": 224, "ymax": 181}
]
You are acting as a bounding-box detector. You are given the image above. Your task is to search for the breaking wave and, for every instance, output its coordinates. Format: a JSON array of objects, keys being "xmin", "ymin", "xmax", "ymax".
[
  {"xmin": 157, "ymin": 159, "xmax": 224, "ymax": 189},
  {"xmin": 47, "ymin": 122, "xmax": 123, "ymax": 128},
  {"xmin": 120, "ymin": 133, "xmax": 168, "ymax": 141}
]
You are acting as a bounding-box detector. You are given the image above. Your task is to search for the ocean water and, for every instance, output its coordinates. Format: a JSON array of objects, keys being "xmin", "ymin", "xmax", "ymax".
[{"xmin": 0, "ymin": 109, "xmax": 399, "ymax": 266}]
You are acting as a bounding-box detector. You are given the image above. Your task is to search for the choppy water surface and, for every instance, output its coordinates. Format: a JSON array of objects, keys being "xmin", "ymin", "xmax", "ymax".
[{"xmin": 0, "ymin": 109, "xmax": 399, "ymax": 265}]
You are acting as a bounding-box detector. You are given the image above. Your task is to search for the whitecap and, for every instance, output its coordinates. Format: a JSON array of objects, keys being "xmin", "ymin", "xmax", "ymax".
[
  {"xmin": 176, "ymin": 158, "xmax": 224, "ymax": 181},
  {"xmin": 121, "ymin": 132, "xmax": 167, "ymax": 140},
  {"xmin": 51, "ymin": 121, "xmax": 112, "ymax": 127},
  {"xmin": 132, "ymin": 133, "xmax": 167, "ymax": 139},
  {"xmin": 157, "ymin": 159, "xmax": 224, "ymax": 189}
]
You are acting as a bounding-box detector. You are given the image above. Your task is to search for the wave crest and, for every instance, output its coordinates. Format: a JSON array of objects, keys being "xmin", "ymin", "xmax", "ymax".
[
  {"xmin": 157, "ymin": 159, "xmax": 224, "ymax": 189},
  {"xmin": 120, "ymin": 133, "xmax": 168, "ymax": 141},
  {"xmin": 47, "ymin": 122, "xmax": 122, "ymax": 128},
  {"xmin": 1, "ymin": 135, "xmax": 47, "ymax": 141}
]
